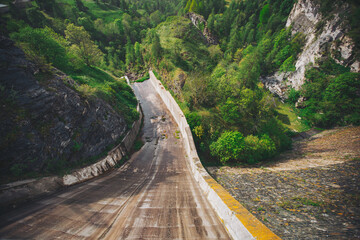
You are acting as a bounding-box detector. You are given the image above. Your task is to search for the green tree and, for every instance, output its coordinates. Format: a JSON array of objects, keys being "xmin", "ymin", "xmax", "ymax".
[
  {"xmin": 226, "ymin": 27, "xmax": 240, "ymax": 59},
  {"xmin": 237, "ymin": 51, "xmax": 261, "ymax": 89},
  {"xmin": 207, "ymin": 13, "xmax": 215, "ymax": 33},
  {"xmin": 324, "ymin": 72, "xmax": 360, "ymax": 124},
  {"xmin": 65, "ymin": 23, "xmax": 103, "ymax": 66},
  {"xmin": 261, "ymin": 118, "xmax": 291, "ymax": 151},
  {"xmin": 210, "ymin": 131, "xmax": 245, "ymax": 164},
  {"xmin": 189, "ymin": 0, "xmax": 199, "ymax": 13},
  {"xmin": 149, "ymin": 30, "xmax": 162, "ymax": 64},
  {"xmin": 35, "ymin": 0, "xmax": 55, "ymax": 12},
  {"xmin": 125, "ymin": 41, "xmax": 135, "ymax": 68},
  {"xmin": 75, "ymin": 0, "xmax": 88, "ymax": 12},
  {"xmin": 77, "ymin": 17, "xmax": 94, "ymax": 33},
  {"xmin": 122, "ymin": 13, "xmax": 132, "ymax": 37},
  {"xmin": 219, "ymin": 88, "xmax": 273, "ymax": 133},
  {"xmin": 134, "ymin": 42, "xmax": 143, "ymax": 65},
  {"xmin": 114, "ymin": 18, "xmax": 125, "ymax": 36},
  {"xmin": 26, "ymin": 7, "xmax": 47, "ymax": 28},
  {"xmin": 184, "ymin": 0, "xmax": 191, "ymax": 12},
  {"xmin": 243, "ymin": 134, "xmax": 276, "ymax": 163},
  {"xmin": 259, "ymin": 4, "xmax": 270, "ymax": 24},
  {"xmin": 150, "ymin": 10, "xmax": 162, "ymax": 27},
  {"xmin": 324, "ymin": 73, "xmax": 359, "ymax": 107},
  {"xmin": 279, "ymin": 56, "xmax": 296, "ymax": 72}
]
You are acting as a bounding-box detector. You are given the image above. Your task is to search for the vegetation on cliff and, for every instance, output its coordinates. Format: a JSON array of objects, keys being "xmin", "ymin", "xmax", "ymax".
[{"xmin": 1, "ymin": 0, "xmax": 359, "ymax": 171}]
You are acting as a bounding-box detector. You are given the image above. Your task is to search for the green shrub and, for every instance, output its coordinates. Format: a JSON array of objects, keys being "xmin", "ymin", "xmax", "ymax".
[
  {"xmin": 287, "ymin": 88, "xmax": 300, "ymax": 104},
  {"xmin": 261, "ymin": 118, "xmax": 292, "ymax": 151},
  {"xmin": 185, "ymin": 112, "xmax": 202, "ymax": 130},
  {"xmin": 259, "ymin": 4, "xmax": 270, "ymax": 24},
  {"xmin": 135, "ymin": 72, "xmax": 150, "ymax": 82},
  {"xmin": 210, "ymin": 131, "xmax": 245, "ymax": 164},
  {"xmin": 279, "ymin": 56, "xmax": 296, "ymax": 72},
  {"xmin": 72, "ymin": 140, "xmax": 82, "ymax": 152},
  {"xmin": 11, "ymin": 27, "xmax": 70, "ymax": 71},
  {"xmin": 300, "ymin": 59, "xmax": 359, "ymax": 127},
  {"xmin": 210, "ymin": 131, "xmax": 277, "ymax": 165},
  {"xmin": 153, "ymin": 70, "xmax": 162, "ymax": 80},
  {"xmin": 243, "ymin": 134, "xmax": 276, "ymax": 164},
  {"xmin": 133, "ymin": 139, "xmax": 144, "ymax": 151},
  {"xmin": 10, "ymin": 163, "xmax": 26, "ymax": 177}
]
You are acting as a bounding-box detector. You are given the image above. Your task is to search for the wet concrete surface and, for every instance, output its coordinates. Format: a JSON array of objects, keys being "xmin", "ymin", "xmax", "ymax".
[{"xmin": 0, "ymin": 80, "xmax": 230, "ymax": 239}]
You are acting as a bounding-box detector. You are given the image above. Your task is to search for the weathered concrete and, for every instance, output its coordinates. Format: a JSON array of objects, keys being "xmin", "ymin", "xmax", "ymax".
[
  {"xmin": 62, "ymin": 103, "xmax": 143, "ymax": 186},
  {"xmin": 0, "ymin": 80, "xmax": 230, "ymax": 239},
  {"xmin": 149, "ymin": 71, "xmax": 280, "ymax": 240}
]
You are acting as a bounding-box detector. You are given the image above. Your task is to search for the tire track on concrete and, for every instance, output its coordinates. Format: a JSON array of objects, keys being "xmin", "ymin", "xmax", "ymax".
[{"xmin": 0, "ymin": 80, "xmax": 230, "ymax": 240}]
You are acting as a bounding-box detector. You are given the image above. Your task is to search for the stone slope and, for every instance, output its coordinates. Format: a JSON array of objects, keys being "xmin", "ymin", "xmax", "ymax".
[
  {"xmin": 262, "ymin": 0, "xmax": 359, "ymax": 99},
  {"xmin": 0, "ymin": 37, "xmax": 128, "ymax": 180}
]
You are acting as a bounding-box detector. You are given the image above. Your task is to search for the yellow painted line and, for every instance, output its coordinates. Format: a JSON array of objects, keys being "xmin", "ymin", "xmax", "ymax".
[{"xmin": 205, "ymin": 177, "xmax": 281, "ymax": 240}]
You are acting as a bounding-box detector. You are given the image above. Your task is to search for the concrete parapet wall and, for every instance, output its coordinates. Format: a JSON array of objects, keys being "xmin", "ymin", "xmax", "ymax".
[
  {"xmin": 149, "ymin": 71, "xmax": 280, "ymax": 240},
  {"xmin": 0, "ymin": 104, "xmax": 143, "ymax": 211},
  {"xmin": 63, "ymin": 104, "xmax": 142, "ymax": 186}
]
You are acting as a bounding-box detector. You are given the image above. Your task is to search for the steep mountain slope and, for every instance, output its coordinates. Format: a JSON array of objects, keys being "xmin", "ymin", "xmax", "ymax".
[
  {"xmin": 0, "ymin": 37, "xmax": 133, "ymax": 182},
  {"xmin": 1, "ymin": 0, "xmax": 358, "ymax": 172},
  {"xmin": 263, "ymin": 0, "xmax": 359, "ymax": 98}
]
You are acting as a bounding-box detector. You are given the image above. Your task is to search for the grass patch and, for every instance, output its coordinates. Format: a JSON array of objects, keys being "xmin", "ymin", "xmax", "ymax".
[
  {"xmin": 174, "ymin": 130, "xmax": 180, "ymax": 139},
  {"xmin": 276, "ymin": 102, "xmax": 310, "ymax": 132},
  {"xmin": 278, "ymin": 196, "xmax": 323, "ymax": 211},
  {"xmin": 56, "ymin": 0, "xmax": 124, "ymax": 24},
  {"xmin": 277, "ymin": 200, "xmax": 302, "ymax": 210},
  {"xmin": 292, "ymin": 197, "xmax": 323, "ymax": 207},
  {"xmin": 69, "ymin": 66, "xmax": 139, "ymax": 125},
  {"xmin": 133, "ymin": 139, "xmax": 144, "ymax": 151},
  {"xmin": 135, "ymin": 72, "xmax": 150, "ymax": 82}
]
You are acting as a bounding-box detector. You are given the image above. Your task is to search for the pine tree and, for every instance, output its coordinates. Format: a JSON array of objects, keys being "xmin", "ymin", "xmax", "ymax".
[
  {"xmin": 125, "ymin": 37, "xmax": 135, "ymax": 68},
  {"xmin": 184, "ymin": 0, "xmax": 191, "ymax": 12},
  {"xmin": 75, "ymin": 0, "xmax": 88, "ymax": 12},
  {"xmin": 134, "ymin": 42, "xmax": 143, "ymax": 65},
  {"xmin": 189, "ymin": 0, "xmax": 199, "ymax": 13}
]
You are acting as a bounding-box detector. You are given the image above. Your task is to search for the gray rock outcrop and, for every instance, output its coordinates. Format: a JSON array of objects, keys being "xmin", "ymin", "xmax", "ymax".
[
  {"xmin": 186, "ymin": 12, "xmax": 218, "ymax": 45},
  {"xmin": 262, "ymin": 0, "xmax": 359, "ymax": 99},
  {"xmin": 0, "ymin": 37, "xmax": 128, "ymax": 178}
]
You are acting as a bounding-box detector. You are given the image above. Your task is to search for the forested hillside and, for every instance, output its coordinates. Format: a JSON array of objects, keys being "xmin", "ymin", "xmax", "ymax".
[
  {"xmin": 0, "ymin": 0, "xmax": 180, "ymax": 181},
  {"xmin": 145, "ymin": 0, "xmax": 359, "ymax": 165},
  {"xmin": 0, "ymin": 0, "xmax": 359, "ymax": 173}
]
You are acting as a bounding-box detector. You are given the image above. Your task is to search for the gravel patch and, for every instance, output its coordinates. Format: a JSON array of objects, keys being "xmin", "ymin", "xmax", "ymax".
[{"xmin": 209, "ymin": 126, "xmax": 360, "ymax": 239}]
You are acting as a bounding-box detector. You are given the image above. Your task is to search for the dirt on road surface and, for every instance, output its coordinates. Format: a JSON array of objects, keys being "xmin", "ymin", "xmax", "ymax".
[
  {"xmin": 210, "ymin": 126, "xmax": 360, "ymax": 239},
  {"xmin": 0, "ymin": 80, "xmax": 230, "ymax": 239}
]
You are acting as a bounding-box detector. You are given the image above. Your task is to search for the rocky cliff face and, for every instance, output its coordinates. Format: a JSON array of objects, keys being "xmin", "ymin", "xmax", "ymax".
[
  {"xmin": 262, "ymin": 0, "xmax": 359, "ymax": 99},
  {"xmin": 0, "ymin": 37, "xmax": 128, "ymax": 178},
  {"xmin": 186, "ymin": 12, "xmax": 218, "ymax": 45}
]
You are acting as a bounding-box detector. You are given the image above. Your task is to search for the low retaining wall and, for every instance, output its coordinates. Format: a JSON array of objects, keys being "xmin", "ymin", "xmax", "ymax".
[
  {"xmin": 62, "ymin": 103, "xmax": 143, "ymax": 186},
  {"xmin": 149, "ymin": 71, "xmax": 280, "ymax": 240},
  {"xmin": 0, "ymin": 104, "xmax": 143, "ymax": 211}
]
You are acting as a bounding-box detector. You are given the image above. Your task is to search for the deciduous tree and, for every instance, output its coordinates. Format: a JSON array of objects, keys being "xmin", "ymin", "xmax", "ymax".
[{"xmin": 65, "ymin": 23, "xmax": 103, "ymax": 66}]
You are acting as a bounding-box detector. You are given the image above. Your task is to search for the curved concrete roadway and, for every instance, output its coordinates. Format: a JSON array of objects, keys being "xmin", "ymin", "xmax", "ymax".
[{"xmin": 0, "ymin": 80, "xmax": 230, "ymax": 239}]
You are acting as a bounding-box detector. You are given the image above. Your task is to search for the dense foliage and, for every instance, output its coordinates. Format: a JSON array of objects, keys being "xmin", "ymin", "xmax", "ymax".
[
  {"xmin": 290, "ymin": 58, "xmax": 360, "ymax": 128},
  {"xmin": 173, "ymin": 0, "xmax": 299, "ymax": 164},
  {"xmin": 1, "ymin": 0, "xmax": 183, "ymax": 125},
  {"xmin": 1, "ymin": 0, "xmax": 358, "ymax": 169}
]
